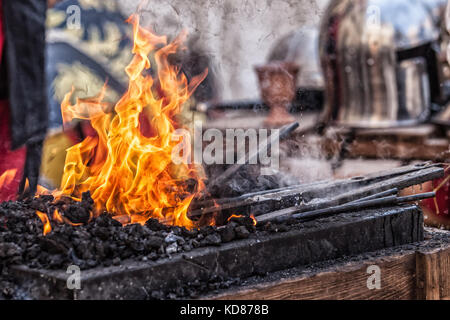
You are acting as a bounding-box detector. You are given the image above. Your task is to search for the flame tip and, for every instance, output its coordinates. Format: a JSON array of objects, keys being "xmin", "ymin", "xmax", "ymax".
[{"xmin": 53, "ymin": 12, "xmax": 208, "ymax": 229}]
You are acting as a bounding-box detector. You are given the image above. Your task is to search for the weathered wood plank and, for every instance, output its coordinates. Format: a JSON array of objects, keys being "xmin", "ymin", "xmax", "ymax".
[
  {"xmin": 210, "ymin": 233, "xmax": 450, "ymax": 301},
  {"xmin": 212, "ymin": 253, "xmax": 417, "ymax": 300},
  {"xmin": 355, "ymin": 125, "xmax": 437, "ymax": 140},
  {"xmin": 349, "ymin": 139, "xmax": 449, "ymax": 161},
  {"xmin": 440, "ymin": 247, "xmax": 450, "ymax": 299},
  {"xmin": 416, "ymin": 246, "xmax": 450, "ymax": 300},
  {"xmin": 314, "ymin": 125, "xmax": 448, "ymax": 161},
  {"xmin": 416, "ymin": 250, "xmax": 441, "ymax": 300},
  {"xmin": 10, "ymin": 206, "xmax": 422, "ymax": 300}
]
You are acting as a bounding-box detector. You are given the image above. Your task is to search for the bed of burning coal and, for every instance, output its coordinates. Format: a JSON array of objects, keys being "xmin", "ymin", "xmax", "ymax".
[
  {"xmin": 0, "ymin": 195, "xmax": 308, "ymax": 300},
  {"xmin": 0, "ymin": 166, "xmax": 301, "ymax": 299}
]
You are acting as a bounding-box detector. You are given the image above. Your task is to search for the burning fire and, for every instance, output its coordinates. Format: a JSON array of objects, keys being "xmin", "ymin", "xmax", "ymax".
[
  {"xmin": 40, "ymin": 14, "xmax": 207, "ymax": 229},
  {"xmin": 250, "ymin": 214, "xmax": 257, "ymax": 226},
  {"xmin": 36, "ymin": 211, "xmax": 51, "ymax": 236},
  {"xmin": 227, "ymin": 214, "xmax": 258, "ymax": 226},
  {"xmin": 227, "ymin": 214, "xmax": 244, "ymax": 222}
]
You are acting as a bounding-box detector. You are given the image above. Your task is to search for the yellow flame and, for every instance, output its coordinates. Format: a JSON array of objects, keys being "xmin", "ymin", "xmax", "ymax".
[
  {"xmin": 53, "ymin": 209, "xmax": 64, "ymax": 224},
  {"xmin": 227, "ymin": 214, "xmax": 244, "ymax": 222},
  {"xmin": 0, "ymin": 169, "xmax": 18, "ymax": 190},
  {"xmin": 250, "ymin": 214, "xmax": 257, "ymax": 226},
  {"xmin": 227, "ymin": 214, "xmax": 258, "ymax": 226},
  {"xmin": 36, "ymin": 211, "xmax": 52, "ymax": 236},
  {"xmin": 54, "ymin": 14, "xmax": 207, "ymax": 228}
]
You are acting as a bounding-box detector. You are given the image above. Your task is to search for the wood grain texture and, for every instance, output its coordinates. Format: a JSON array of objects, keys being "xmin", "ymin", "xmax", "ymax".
[
  {"xmin": 349, "ymin": 139, "xmax": 449, "ymax": 161},
  {"xmin": 416, "ymin": 250, "xmax": 441, "ymax": 300},
  {"xmin": 416, "ymin": 246, "xmax": 450, "ymax": 300},
  {"xmin": 321, "ymin": 125, "xmax": 447, "ymax": 161},
  {"xmin": 440, "ymin": 248, "xmax": 450, "ymax": 299},
  {"xmin": 211, "ymin": 242, "xmax": 450, "ymax": 300},
  {"xmin": 213, "ymin": 253, "xmax": 417, "ymax": 300}
]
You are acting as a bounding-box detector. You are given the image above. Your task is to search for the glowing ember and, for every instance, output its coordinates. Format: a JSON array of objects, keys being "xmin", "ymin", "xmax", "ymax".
[
  {"xmin": 250, "ymin": 214, "xmax": 258, "ymax": 226},
  {"xmin": 227, "ymin": 214, "xmax": 244, "ymax": 222},
  {"xmin": 53, "ymin": 209, "xmax": 64, "ymax": 224},
  {"xmin": 45, "ymin": 14, "xmax": 207, "ymax": 229},
  {"xmin": 35, "ymin": 211, "xmax": 52, "ymax": 236},
  {"xmin": 227, "ymin": 214, "xmax": 258, "ymax": 226}
]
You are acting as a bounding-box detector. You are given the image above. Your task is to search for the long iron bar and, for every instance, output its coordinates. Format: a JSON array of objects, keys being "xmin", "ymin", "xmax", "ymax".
[
  {"xmin": 190, "ymin": 165, "xmax": 443, "ymax": 219},
  {"xmin": 290, "ymin": 191, "xmax": 436, "ymax": 222},
  {"xmin": 350, "ymin": 188, "xmax": 398, "ymax": 204},
  {"xmin": 193, "ymin": 162, "xmax": 438, "ymax": 211},
  {"xmin": 255, "ymin": 165, "xmax": 443, "ymax": 222}
]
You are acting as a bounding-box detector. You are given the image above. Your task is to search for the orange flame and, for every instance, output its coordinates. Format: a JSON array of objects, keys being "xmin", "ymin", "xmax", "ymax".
[
  {"xmin": 0, "ymin": 169, "xmax": 19, "ymax": 202},
  {"xmin": 55, "ymin": 14, "xmax": 207, "ymax": 228},
  {"xmin": 53, "ymin": 208, "xmax": 83, "ymax": 227},
  {"xmin": 227, "ymin": 214, "xmax": 258, "ymax": 226},
  {"xmin": 0, "ymin": 169, "xmax": 17, "ymax": 189},
  {"xmin": 53, "ymin": 209, "xmax": 64, "ymax": 224},
  {"xmin": 227, "ymin": 214, "xmax": 244, "ymax": 222},
  {"xmin": 36, "ymin": 211, "xmax": 52, "ymax": 236},
  {"xmin": 37, "ymin": 184, "xmax": 54, "ymax": 196},
  {"xmin": 250, "ymin": 214, "xmax": 257, "ymax": 226}
]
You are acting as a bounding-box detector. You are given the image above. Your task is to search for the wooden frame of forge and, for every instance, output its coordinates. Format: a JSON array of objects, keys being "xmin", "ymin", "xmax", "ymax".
[{"xmin": 210, "ymin": 229, "xmax": 450, "ymax": 300}]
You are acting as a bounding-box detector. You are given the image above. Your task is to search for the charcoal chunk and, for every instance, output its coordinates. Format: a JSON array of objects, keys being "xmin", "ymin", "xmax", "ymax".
[
  {"xmin": 145, "ymin": 218, "xmax": 168, "ymax": 232},
  {"xmin": 146, "ymin": 236, "xmax": 164, "ymax": 249},
  {"xmin": 205, "ymin": 233, "xmax": 222, "ymax": 246},
  {"xmin": 219, "ymin": 225, "xmax": 236, "ymax": 243},
  {"xmin": 63, "ymin": 204, "xmax": 90, "ymax": 224},
  {"xmin": 0, "ymin": 243, "xmax": 23, "ymax": 258},
  {"xmin": 234, "ymin": 226, "xmax": 250, "ymax": 239}
]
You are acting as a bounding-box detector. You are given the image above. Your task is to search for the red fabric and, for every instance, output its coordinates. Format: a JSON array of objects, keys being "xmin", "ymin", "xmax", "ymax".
[
  {"xmin": 421, "ymin": 167, "xmax": 450, "ymax": 228},
  {"xmin": 0, "ymin": 101, "xmax": 26, "ymax": 202},
  {"xmin": 0, "ymin": 0, "xmax": 4, "ymax": 63},
  {"xmin": 0, "ymin": 1, "xmax": 27, "ymax": 202}
]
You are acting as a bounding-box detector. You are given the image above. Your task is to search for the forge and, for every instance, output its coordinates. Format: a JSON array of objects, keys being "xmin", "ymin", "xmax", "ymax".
[
  {"xmin": 0, "ymin": 163, "xmax": 443, "ymax": 300},
  {"xmin": 10, "ymin": 206, "xmax": 423, "ymax": 300},
  {"xmin": 1, "ymin": 6, "xmax": 449, "ymax": 302}
]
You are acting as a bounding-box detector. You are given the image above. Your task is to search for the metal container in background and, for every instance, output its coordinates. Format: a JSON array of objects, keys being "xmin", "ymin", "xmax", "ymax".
[
  {"xmin": 267, "ymin": 26, "xmax": 325, "ymax": 113},
  {"xmin": 397, "ymin": 57, "xmax": 431, "ymax": 121},
  {"xmin": 319, "ymin": 0, "xmax": 447, "ymax": 128},
  {"xmin": 432, "ymin": 0, "xmax": 450, "ymax": 127}
]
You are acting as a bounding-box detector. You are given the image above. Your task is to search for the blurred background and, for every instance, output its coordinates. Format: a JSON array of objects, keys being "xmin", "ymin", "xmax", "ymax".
[
  {"xmin": 42, "ymin": 0, "xmax": 331, "ymax": 187},
  {"xmin": 1, "ymin": 0, "xmax": 449, "ymax": 229}
]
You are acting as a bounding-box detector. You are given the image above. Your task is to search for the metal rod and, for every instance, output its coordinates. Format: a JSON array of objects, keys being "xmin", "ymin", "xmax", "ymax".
[
  {"xmin": 291, "ymin": 192, "xmax": 436, "ymax": 222},
  {"xmin": 396, "ymin": 192, "xmax": 437, "ymax": 203},
  {"xmin": 350, "ymin": 188, "xmax": 398, "ymax": 204},
  {"xmin": 190, "ymin": 181, "xmax": 321, "ymax": 211},
  {"xmin": 196, "ymin": 163, "xmax": 439, "ymax": 210},
  {"xmin": 256, "ymin": 165, "xmax": 443, "ymax": 223}
]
